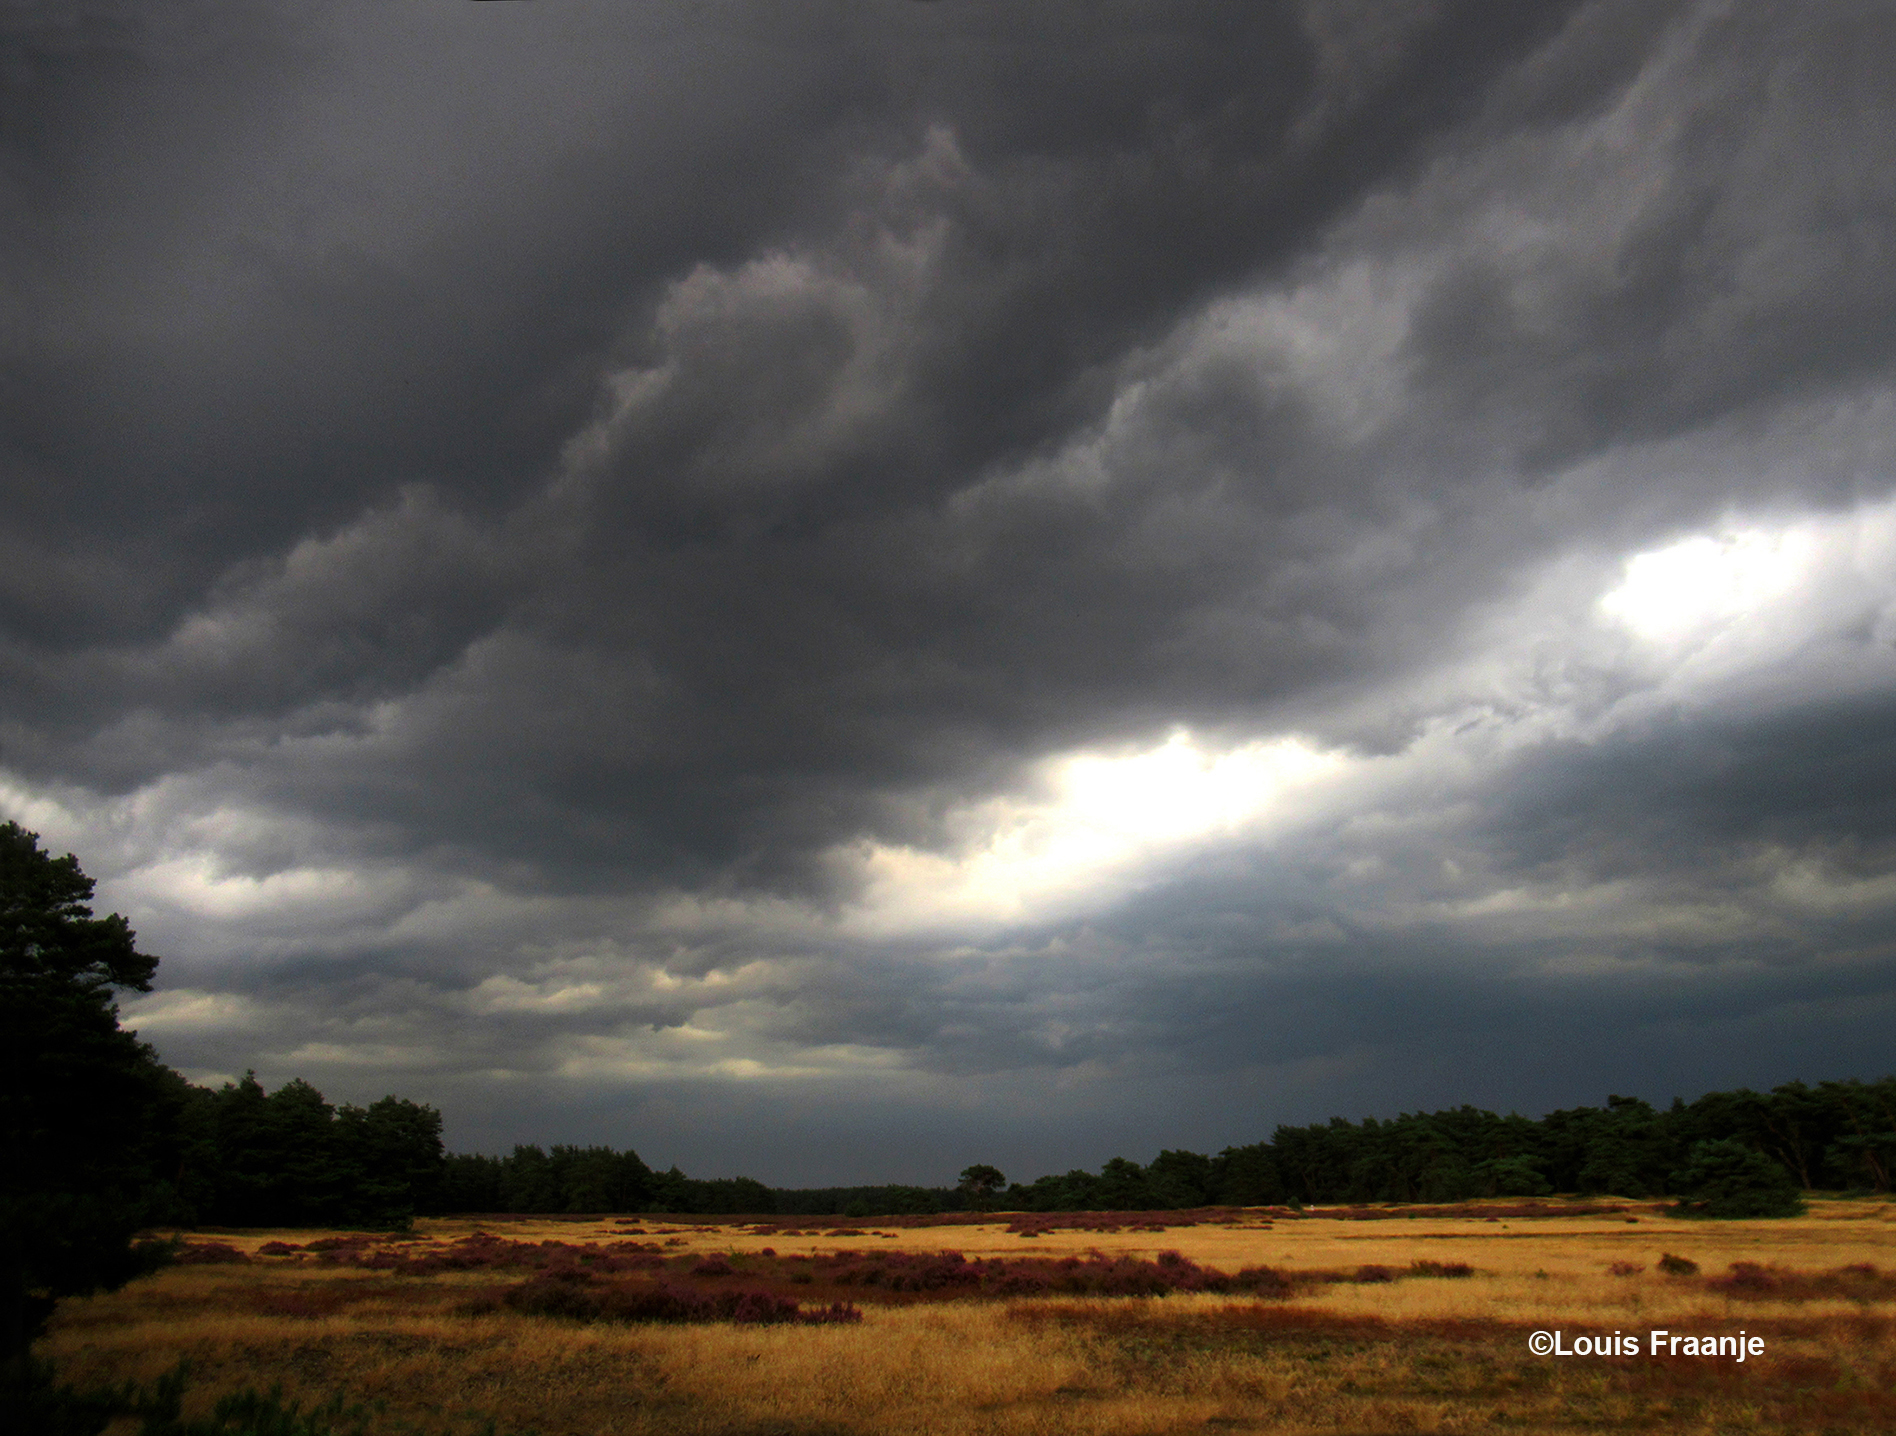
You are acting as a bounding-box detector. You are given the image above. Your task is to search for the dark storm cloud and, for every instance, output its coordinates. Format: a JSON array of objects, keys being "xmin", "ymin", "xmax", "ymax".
[
  {"xmin": 7, "ymin": 0, "xmax": 1896, "ymax": 1172},
  {"xmin": 1398, "ymin": 3, "xmax": 1896, "ymax": 475},
  {"xmin": 3, "ymin": 0, "xmax": 865, "ymax": 633},
  {"xmin": 4, "ymin": 0, "xmax": 1609, "ymax": 795}
]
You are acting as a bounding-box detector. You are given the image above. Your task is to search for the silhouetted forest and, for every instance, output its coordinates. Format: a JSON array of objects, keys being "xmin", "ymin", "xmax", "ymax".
[
  {"xmin": 995, "ymin": 1079, "xmax": 1893, "ymax": 1211},
  {"xmin": 438, "ymin": 1147, "xmax": 773, "ymax": 1217},
  {"xmin": 151, "ymin": 1071, "xmax": 1894, "ymax": 1226},
  {"xmin": 156, "ymin": 1072, "xmax": 449, "ymax": 1230}
]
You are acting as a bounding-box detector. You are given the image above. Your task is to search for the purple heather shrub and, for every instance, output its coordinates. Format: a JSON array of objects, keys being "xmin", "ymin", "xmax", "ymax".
[
  {"xmin": 172, "ymin": 1242, "xmax": 250, "ymax": 1265},
  {"xmin": 1409, "ymin": 1261, "xmax": 1474, "ymax": 1278},
  {"xmin": 501, "ymin": 1276, "xmax": 859, "ymax": 1326}
]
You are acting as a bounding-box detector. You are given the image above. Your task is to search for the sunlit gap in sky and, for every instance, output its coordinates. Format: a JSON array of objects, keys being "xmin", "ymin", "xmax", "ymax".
[
  {"xmin": 1597, "ymin": 525, "xmax": 1817, "ymax": 642},
  {"xmin": 1591, "ymin": 499, "xmax": 1896, "ymax": 702},
  {"xmin": 845, "ymin": 729, "xmax": 1346, "ymax": 935},
  {"xmin": 850, "ymin": 499, "xmax": 1896, "ymax": 939}
]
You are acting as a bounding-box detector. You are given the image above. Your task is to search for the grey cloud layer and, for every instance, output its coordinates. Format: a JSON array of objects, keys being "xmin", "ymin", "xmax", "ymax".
[{"xmin": 6, "ymin": 0, "xmax": 1896, "ymax": 1176}]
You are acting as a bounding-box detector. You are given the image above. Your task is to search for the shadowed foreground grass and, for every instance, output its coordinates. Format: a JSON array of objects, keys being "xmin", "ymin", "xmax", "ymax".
[{"xmin": 40, "ymin": 1198, "xmax": 1896, "ymax": 1435}]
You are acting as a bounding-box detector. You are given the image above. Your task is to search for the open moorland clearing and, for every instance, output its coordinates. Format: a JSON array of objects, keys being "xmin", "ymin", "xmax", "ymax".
[{"xmin": 41, "ymin": 1198, "xmax": 1896, "ymax": 1435}]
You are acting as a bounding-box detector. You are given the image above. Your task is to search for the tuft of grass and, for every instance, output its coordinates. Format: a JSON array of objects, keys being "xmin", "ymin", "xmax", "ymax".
[{"xmin": 23, "ymin": 1359, "xmax": 387, "ymax": 1436}]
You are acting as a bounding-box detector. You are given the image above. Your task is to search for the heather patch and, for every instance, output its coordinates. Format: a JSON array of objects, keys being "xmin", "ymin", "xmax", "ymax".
[
  {"xmin": 492, "ymin": 1272, "xmax": 860, "ymax": 1326},
  {"xmin": 247, "ymin": 1287, "xmax": 364, "ymax": 1320},
  {"xmin": 1705, "ymin": 1261, "xmax": 1896, "ymax": 1302},
  {"xmin": 1408, "ymin": 1260, "xmax": 1475, "ymax": 1278},
  {"xmin": 340, "ymin": 1232, "xmax": 669, "ymax": 1276},
  {"xmin": 816, "ymin": 1247, "xmax": 1244, "ymax": 1298},
  {"xmin": 739, "ymin": 1206, "xmax": 1282, "ymax": 1237},
  {"xmin": 291, "ymin": 1234, "xmax": 1501, "ymax": 1305},
  {"xmin": 171, "ymin": 1242, "xmax": 250, "ymax": 1265},
  {"xmin": 1318, "ymin": 1200, "xmax": 1653, "ymax": 1221}
]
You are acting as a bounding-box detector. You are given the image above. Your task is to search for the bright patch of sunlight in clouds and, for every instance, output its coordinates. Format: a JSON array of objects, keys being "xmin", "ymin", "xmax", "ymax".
[
  {"xmin": 115, "ymin": 853, "xmax": 405, "ymax": 924},
  {"xmin": 1056, "ymin": 730, "xmax": 1337, "ymax": 841},
  {"xmin": 847, "ymin": 730, "xmax": 1345, "ymax": 934},
  {"xmin": 1598, "ymin": 526, "xmax": 1817, "ymax": 641},
  {"xmin": 843, "ymin": 499, "xmax": 1896, "ymax": 942},
  {"xmin": 119, "ymin": 989, "xmax": 259, "ymax": 1034},
  {"xmin": 1590, "ymin": 499, "xmax": 1896, "ymax": 703},
  {"xmin": 468, "ymin": 974, "xmax": 611, "ymax": 1015}
]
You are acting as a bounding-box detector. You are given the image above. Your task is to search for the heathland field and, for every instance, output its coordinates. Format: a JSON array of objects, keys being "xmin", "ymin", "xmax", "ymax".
[{"xmin": 43, "ymin": 1198, "xmax": 1896, "ymax": 1435}]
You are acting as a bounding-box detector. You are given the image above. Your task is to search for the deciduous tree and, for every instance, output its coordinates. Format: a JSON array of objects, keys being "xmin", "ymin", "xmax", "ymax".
[{"xmin": 957, "ymin": 1163, "xmax": 1006, "ymax": 1211}]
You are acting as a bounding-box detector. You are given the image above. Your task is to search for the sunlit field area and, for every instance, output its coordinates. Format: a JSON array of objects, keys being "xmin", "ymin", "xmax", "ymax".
[{"xmin": 42, "ymin": 1198, "xmax": 1896, "ymax": 1435}]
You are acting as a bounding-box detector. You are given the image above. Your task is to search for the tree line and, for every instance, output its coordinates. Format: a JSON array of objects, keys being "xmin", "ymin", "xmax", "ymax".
[
  {"xmin": 988, "ymin": 1081, "xmax": 1893, "ymax": 1212},
  {"xmin": 150, "ymin": 1067, "xmax": 1890, "ymax": 1229},
  {"xmin": 438, "ymin": 1147, "xmax": 773, "ymax": 1216}
]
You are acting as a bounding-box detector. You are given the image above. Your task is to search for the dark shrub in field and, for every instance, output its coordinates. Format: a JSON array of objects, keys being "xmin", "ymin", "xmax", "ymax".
[
  {"xmin": 500, "ymin": 1274, "xmax": 860, "ymax": 1325},
  {"xmin": 1353, "ymin": 1265, "xmax": 1396, "ymax": 1283},
  {"xmin": 1000, "ymin": 1251, "xmax": 1228, "ymax": 1296},
  {"xmin": 1715, "ymin": 1261, "xmax": 1779, "ymax": 1293},
  {"xmin": 1704, "ymin": 1260, "xmax": 1896, "ymax": 1302},
  {"xmin": 830, "ymin": 1251, "xmax": 982, "ymax": 1293},
  {"xmin": 346, "ymin": 1232, "xmax": 668, "ymax": 1276},
  {"xmin": 249, "ymin": 1288, "xmax": 357, "ymax": 1319},
  {"xmin": 988, "ymin": 1269, "xmax": 1051, "ymax": 1296},
  {"xmin": 503, "ymin": 1274, "xmax": 607, "ymax": 1321},
  {"xmin": 800, "ymin": 1301, "xmax": 865, "ymax": 1324},
  {"xmin": 1320, "ymin": 1201, "xmax": 1630, "ymax": 1221},
  {"xmin": 303, "ymin": 1235, "xmax": 377, "ymax": 1253},
  {"xmin": 820, "ymin": 1247, "xmax": 1249, "ymax": 1299},
  {"xmin": 1408, "ymin": 1261, "xmax": 1473, "ymax": 1278},
  {"xmin": 722, "ymin": 1290, "xmax": 800, "ymax": 1323},
  {"xmin": 1002, "ymin": 1211, "xmax": 1217, "ymax": 1236},
  {"xmin": 691, "ymin": 1256, "xmax": 735, "ymax": 1276},
  {"xmin": 1657, "ymin": 1252, "xmax": 1699, "ymax": 1276},
  {"xmin": 1006, "ymin": 1252, "xmax": 1221, "ymax": 1296},
  {"xmin": 1234, "ymin": 1266, "xmax": 1293, "ymax": 1298},
  {"xmin": 172, "ymin": 1242, "xmax": 249, "ymax": 1265},
  {"xmin": 256, "ymin": 1241, "xmax": 302, "ymax": 1256},
  {"xmin": 1670, "ymin": 1140, "xmax": 1806, "ymax": 1218}
]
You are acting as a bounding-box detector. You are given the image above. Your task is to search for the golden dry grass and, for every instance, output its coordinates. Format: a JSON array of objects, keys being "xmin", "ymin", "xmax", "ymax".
[{"xmin": 40, "ymin": 1198, "xmax": 1896, "ymax": 1435}]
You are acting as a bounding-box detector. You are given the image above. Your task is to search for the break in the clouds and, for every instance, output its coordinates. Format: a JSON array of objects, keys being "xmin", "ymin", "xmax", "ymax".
[{"xmin": 5, "ymin": 0, "xmax": 1896, "ymax": 1184}]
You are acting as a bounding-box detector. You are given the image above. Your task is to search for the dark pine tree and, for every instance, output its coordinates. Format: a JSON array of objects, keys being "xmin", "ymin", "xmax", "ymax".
[{"xmin": 1, "ymin": 823, "xmax": 179, "ymax": 1389}]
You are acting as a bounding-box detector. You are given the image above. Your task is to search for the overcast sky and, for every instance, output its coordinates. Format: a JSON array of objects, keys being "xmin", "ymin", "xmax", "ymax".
[{"xmin": 5, "ymin": 0, "xmax": 1895, "ymax": 1185}]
